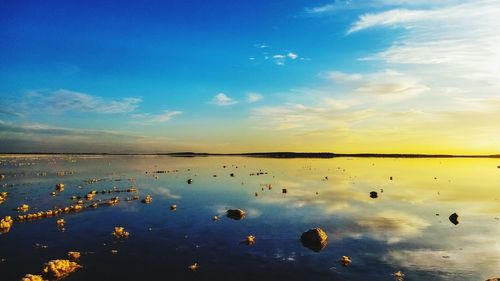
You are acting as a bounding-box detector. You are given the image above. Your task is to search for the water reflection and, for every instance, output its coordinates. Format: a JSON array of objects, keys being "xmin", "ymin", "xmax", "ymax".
[{"xmin": 0, "ymin": 155, "xmax": 499, "ymax": 280}]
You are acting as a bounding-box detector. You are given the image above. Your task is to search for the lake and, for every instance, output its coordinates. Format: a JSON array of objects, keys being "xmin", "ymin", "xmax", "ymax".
[{"xmin": 1, "ymin": 155, "xmax": 499, "ymax": 281}]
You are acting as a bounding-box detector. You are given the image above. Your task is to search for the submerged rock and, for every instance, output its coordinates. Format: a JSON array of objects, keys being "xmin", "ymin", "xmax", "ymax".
[
  {"xmin": 300, "ymin": 227, "xmax": 328, "ymax": 252},
  {"xmin": 226, "ymin": 209, "xmax": 245, "ymax": 220},
  {"xmin": 449, "ymin": 212, "xmax": 459, "ymax": 225},
  {"xmin": 187, "ymin": 179, "xmax": 193, "ymax": 184},
  {"xmin": 370, "ymin": 191, "xmax": 378, "ymax": 199}
]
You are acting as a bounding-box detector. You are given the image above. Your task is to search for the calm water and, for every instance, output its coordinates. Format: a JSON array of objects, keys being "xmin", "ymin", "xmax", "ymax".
[{"xmin": 0, "ymin": 155, "xmax": 499, "ymax": 281}]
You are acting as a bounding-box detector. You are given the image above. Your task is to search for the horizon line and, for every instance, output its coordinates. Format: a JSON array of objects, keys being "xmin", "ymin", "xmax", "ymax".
[{"xmin": 0, "ymin": 151, "xmax": 499, "ymax": 159}]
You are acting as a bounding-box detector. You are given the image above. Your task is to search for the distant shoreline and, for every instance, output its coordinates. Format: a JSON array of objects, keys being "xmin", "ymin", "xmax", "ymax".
[{"xmin": 0, "ymin": 152, "xmax": 499, "ymax": 158}]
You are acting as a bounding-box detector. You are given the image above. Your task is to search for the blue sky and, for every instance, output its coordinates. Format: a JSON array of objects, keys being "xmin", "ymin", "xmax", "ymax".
[{"xmin": 1, "ymin": 0, "xmax": 499, "ymax": 153}]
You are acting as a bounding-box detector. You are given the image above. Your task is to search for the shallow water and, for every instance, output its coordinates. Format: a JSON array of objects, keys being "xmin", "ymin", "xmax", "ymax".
[{"xmin": 1, "ymin": 155, "xmax": 499, "ymax": 281}]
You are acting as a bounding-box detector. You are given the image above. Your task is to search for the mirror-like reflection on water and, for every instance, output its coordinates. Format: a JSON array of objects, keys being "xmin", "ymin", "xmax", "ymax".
[{"xmin": 1, "ymin": 155, "xmax": 499, "ymax": 280}]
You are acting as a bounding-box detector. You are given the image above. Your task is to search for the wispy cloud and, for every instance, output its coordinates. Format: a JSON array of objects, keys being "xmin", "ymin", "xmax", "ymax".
[
  {"xmin": 130, "ymin": 110, "xmax": 183, "ymax": 124},
  {"xmin": 17, "ymin": 89, "xmax": 142, "ymax": 115},
  {"xmin": 305, "ymin": 0, "xmax": 356, "ymax": 14},
  {"xmin": 210, "ymin": 93, "xmax": 238, "ymax": 106},
  {"xmin": 246, "ymin": 92, "xmax": 263, "ymax": 103},
  {"xmin": 347, "ymin": 8, "xmax": 435, "ymax": 34},
  {"xmin": 326, "ymin": 71, "xmax": 363, "ymax": 82},
  {"xmin": 253, "ymin": 43, "xmax": 269, "ymax": 49},
  {"xmin": 0, "ymin": 120, "xmax": 138, "ymax": 138}
]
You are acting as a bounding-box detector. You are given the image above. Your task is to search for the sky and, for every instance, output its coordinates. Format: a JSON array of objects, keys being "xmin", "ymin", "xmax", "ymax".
[{"xmin": 0, "ymin": 0, "xmax": 499, "ymax": 154}]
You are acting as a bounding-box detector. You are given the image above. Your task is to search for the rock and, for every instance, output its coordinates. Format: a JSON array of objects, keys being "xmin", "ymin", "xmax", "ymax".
[
  {"xmin": 282, "ymin": 188, "xmax": 287, "ymax": 194},
  {"xmin": 0, "ymin": 216, "xmax": 13, "ymax": 233},
  {"xmin": 187, "ymin": 179, "xmax": 193, "ymax": 184},
  {"xmin": 300, "ymin": 227, "xmax": 328, "ymax": 252},
  {"xmin": 55, "ymin": 183, "xmax": 65, "ymax": 191},
  {"xmin": 390, "ymin": 176, "xmax": 393, "ymax": 180},
  {"xmin": 17, "ymin": 204, "xmax": 29, "ymax": 212},
  {"xmin": 21, "ymin": 274, "xmax": 45, "ymax": 281},
  {"xmin": 245, "ymin": 235, "xmax": 255, "ymax": 245},
  {"xmin": 370, "ymin": 191, "xmax": 378, "ymax": 199},
  {"xmin": 112, "ymin": 227, "xmax": 129, "ymax": 238},
  {"xmin": 42, "ymin": 259, "xmax": 80, "ymax": 278},
  {"xmin": 340, "ymin": 255, "xmax": 351, "ymax": 266},
  {"xmin": 449, "ymin": 212, "xmax": 459, "ymax": 225},
  {"xmin": 394, "ymin": 271, "xmax": 405, "ymax": 280},
  {"xmin": 170, "ymin": 204, "xmax": 177, "ymax": 211},
  {"xmin": 67, "ymin": 251, "xmax": 80, "ymax": 261},
  {"xmin": 142, "ymin": 195, "xmax": 152, "ymax": 204},
  {"xmin": 188, "ymin": 263, "xmax": 199, "ymax": 271},
  {"xmin": 0, "ymin": 175, "xmax": 5, "ymax": 180},
  {"xmin": 486, "ymin": 278, "xmax": 500, "ymax": 281},
  {"xmin": 230, "ymin": 173, "xmax": 235, "ymax": 177},
  {"xmin": 226, "ymin": 209, "xmax": 245, "ymax": 220},
  {"xmin": 212, "ymin": 215, "xmax": 219, "ymax": 221}
]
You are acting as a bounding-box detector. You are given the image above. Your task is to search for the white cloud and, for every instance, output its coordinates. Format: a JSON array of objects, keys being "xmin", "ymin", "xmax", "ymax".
[
  {"xmin": 305, "ymin": 3, "xmax": 336, "ymax": 14},
  {"xmin": 272, "ymin": 53, "xmax": 299, "ymax": 65},
  {"xmin": 246, "ymin": 92, "xmax": 263, "ymax": 103},
  {"xmin": 305, "ymin": 1, "xmax": 356, "ymax": 14},
  {"xmin": 131, "ymin": 110, "xmax": 183, "ymax": 124},
  {"xmin": 253, "ymin": 43, "xmax": 269, "ymax": 49},
  {"xmin": 354, "ymin": 70, "xmax": 429, "ymax": 98},
  {"xmin": 347, "ymin": 8, "xmax": 433, "ymax": 34},
  {"xmin": 211, "ymin": 93, "xmax": 238, "ymax": 106},
  {"xmin": 22, "ymin": 89, "xmax": 142, "ymax": 114},
  {"xmin": 326, "ymin": 71, "xmax": 363, "ymax": 82}
]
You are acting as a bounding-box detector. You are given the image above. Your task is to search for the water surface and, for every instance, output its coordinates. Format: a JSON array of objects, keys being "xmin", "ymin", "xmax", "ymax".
[{"xmin": 1, "ymin": 155, "xmax": 499, "ymax": 280}]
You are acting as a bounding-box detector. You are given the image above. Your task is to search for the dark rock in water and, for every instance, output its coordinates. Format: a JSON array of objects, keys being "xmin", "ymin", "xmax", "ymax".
[
  {"xmin": 449, "ymin": 212, "xmax": 459, "ymax": 225},
  {"xmin": 390, "ymin": 176, "xmax": 393, "ymax": 180},
  {"xmin": 226, "ymin": 209, "xmax": 245, "ymax": 220},
  {"xmin": 370, "ymin": 191, "xmax": 378, "ymax": 198},
  {"xmin": 486, "ymin": 278, "xmax": 500, "ymax": 281},
  {"xmin": 282, "ymin": 188, "xmax": 287, "ymax": 194},
  {"xmin": 300, "ymin": 227, "xmax": 328, "ymax": 252},
  {"xmin": 187, "ymin": 179, "xmax": 192, "ymax": 184},
  {"xmin": 230, "ymin": 173, "xmax": 235, "ymax": 177}
]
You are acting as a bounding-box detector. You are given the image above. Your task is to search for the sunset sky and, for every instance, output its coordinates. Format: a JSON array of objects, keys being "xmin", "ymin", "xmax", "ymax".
[{"xmin": 1, "ymin": 0, "xmax": 499, "ymax": 154}]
